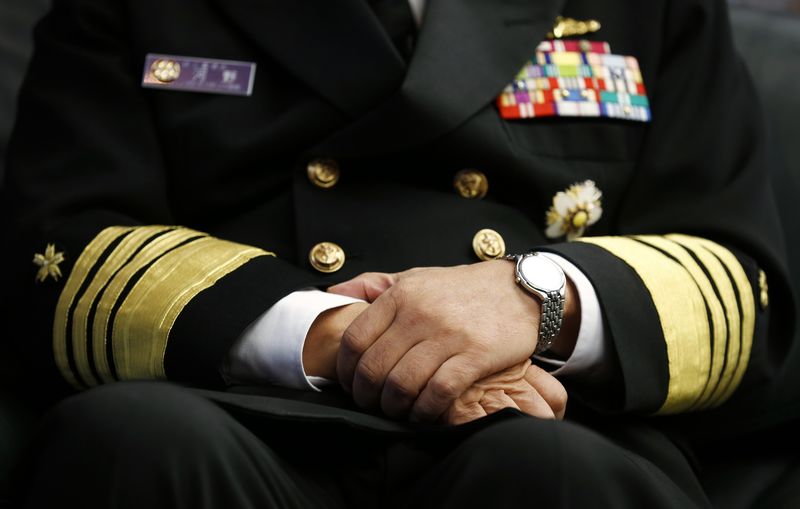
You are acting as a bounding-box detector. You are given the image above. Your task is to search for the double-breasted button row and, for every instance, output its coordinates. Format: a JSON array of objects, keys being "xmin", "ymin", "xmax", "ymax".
[
  {"xmin": 308, "ymin": 158, "xmax": 489, "ymax": 200},
  {"xmin": 305, "ymin": 158, "xmax": 497, "ymax": 273},
  {"xmin": 307, "ymin": 230, "xmax": 505, "ymax": 274}
]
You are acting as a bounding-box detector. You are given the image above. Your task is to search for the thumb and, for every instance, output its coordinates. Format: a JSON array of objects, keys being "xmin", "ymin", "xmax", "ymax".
[{"xmin": 328, "ymin": 272, "xmax": 397, "ymax": 302}]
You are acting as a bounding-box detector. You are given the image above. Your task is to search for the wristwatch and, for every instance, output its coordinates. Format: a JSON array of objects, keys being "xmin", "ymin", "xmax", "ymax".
[{"xmin": 505, "ymin": 252, "xmax": 566, "ymax": 355}]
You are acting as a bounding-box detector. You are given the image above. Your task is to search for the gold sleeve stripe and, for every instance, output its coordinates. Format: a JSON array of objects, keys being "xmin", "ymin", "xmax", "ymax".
[
  {"xmin": 90, "ymin": 228, "xmax": 201, "ymax": 383},
  {"xmin": 71, "ymin": 226, "xmax": 175, "ymax": 387},
  {"xmin": 577, "ymin": 236, "xmax": 711, "ymax": 415},
  {"xmin": 663, "ymin": 235, "xmax": 742, "ymax": 407},
  {"xmin": 669, "ymin": 235, "xmax": 755, "ymax": 407},
  {"xmin": 53, "ymin": 226, "xmax": 274, "ymax": 389},
  {"xmin": 111, "ymin": 237, "xmax": 269, "ymax": 380},
  {"xmin": 53, "ymin": 226, "xmax": 134, "ymax": 390},
  {"xmin": 632, "ymin": 236, "xmax": 728, "ymax": 411}
]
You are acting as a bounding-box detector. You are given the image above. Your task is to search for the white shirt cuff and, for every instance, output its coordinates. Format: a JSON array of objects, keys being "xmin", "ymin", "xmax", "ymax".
[
  {"xmin": 223, "ymin": 290, "xmax": 364, "ymax": 391},
  {"xmin": 536, "ymin": 253, "xmax": 607, "ymax": 377}
]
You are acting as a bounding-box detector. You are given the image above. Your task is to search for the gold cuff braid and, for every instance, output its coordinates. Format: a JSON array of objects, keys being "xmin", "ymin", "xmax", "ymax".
[
  {"xmin": 578, "ymin": 235, "xmax": 755, "ymax": 415},
  {"xmin": 53, "ymin": 226, "xmax": 273, "ymax": 389}
]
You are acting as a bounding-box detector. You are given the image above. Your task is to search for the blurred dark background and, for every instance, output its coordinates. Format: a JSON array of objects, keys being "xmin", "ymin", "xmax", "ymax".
[{"xmin": 729, "ymin": 0, "xmax": 800, "ymax": 11}]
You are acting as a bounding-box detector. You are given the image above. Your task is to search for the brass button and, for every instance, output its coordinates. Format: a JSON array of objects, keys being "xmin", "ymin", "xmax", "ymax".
[
  {"xmin": 309, "ymin": 242, "xmax": 345, "ymax": 273},
  {"xmin": 150, "ymin": 59, "xmax": 181, "ymax": 83},
  {"xmin": 454, "ymin": 169, "xmax": 489, "ymax": 199},
  {"xmin": 472, "ymin": 229, "xmax": 506, "ymax": 261},
  {"xmin": 307, "ymin": 158, "xmax": 341, "ymax": 189}
]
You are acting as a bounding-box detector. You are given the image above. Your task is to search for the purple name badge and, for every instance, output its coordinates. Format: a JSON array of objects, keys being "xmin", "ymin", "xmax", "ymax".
[{"xmin": 142, "ymin": 53, "xmax": 256, "ymax": 97}]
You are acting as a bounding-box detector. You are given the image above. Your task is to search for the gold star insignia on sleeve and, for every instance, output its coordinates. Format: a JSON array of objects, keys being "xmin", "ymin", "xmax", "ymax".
[{"xmin": 33, "ymin": 244, "xmax": 65, "ymax": 283}]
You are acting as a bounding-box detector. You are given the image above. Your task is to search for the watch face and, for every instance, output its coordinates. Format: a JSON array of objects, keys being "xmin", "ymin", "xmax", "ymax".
[{"xmin": 518, "ymin": 254, "xmax": 565, "ymax": 292}]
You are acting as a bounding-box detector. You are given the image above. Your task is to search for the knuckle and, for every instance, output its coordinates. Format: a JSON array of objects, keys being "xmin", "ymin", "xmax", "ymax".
[
  {"xmin": 436, "ymin": 317, "xmax": 460, "ymax": 340},
  {"xmin": 384, "ymin": 371, "xmax": 418, "ymax": 401},
  {"xmin": 428, "ymin": 376, "xmax": 461, "ymax": 401},
  {"xmin": 390, "ymin": 279, "xmax": 412, "ymax": 302},
  {"xmin": 457, "ymin": 351, "xmax": 489, "ymax": 377},
  {"xmin": 341, "ymin": 325, "xmax": 367, "ymax": 354},
  {"xmin": 355, "ymin": 359, "xmax": 383, "ymax": 388},
  {"xmin": 553, "ymin": 386, "xmax": 568, "ymax": 413}
]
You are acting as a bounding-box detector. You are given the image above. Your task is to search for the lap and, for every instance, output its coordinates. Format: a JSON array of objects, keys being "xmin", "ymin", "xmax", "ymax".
[{"xmin": 16, "ymin": 381, "xmax": 710, "ymax": 509}]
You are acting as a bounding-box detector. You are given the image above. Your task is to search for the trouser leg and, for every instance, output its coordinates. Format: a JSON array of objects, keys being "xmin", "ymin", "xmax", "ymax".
[
  {"xmin": 17, "ymin": 381, "xmax": 345, "ymax": 509},
  {"xmin": 387, "ymin": 415, "xmax": 711, "ymax": 509}
]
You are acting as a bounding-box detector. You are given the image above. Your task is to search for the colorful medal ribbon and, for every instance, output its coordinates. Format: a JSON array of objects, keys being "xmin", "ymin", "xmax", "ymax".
[{"xmin": 498, "ymin": 40, "xmax": 651, "ymax": 122}]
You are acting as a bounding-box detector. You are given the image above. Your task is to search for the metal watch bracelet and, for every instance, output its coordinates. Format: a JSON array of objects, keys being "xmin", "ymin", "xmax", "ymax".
[{"xmin": 536, "ymin": 290, "xmax": 565, "ymax": 354}]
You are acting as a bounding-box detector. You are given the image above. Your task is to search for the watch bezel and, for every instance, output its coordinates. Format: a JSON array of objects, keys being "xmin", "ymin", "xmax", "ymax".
[{"xmin": 514, "ymin": 252, "xmax": 566, "ymax": 299}]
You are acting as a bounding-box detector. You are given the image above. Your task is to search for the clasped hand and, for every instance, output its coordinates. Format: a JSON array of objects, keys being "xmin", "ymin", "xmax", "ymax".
[{"xmin": 327, "ymin": 261, "xmax": 569, "ymax": 424}]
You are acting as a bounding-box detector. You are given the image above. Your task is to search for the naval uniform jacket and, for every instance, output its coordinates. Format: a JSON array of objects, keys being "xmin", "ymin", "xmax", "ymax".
[{"xmin": 2, "ymin": 0, "xmax": 796, "ymax": 445}]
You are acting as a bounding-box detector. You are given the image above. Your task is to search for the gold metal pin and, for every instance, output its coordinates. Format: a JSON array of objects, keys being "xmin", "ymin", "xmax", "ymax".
[{"xmin": 548, "ymin": 16, "xmax": 602, "ymax": 40}]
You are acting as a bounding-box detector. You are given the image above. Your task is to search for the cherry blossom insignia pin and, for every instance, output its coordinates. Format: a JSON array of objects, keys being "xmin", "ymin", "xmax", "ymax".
[
  {"xmin": 545, "ymin": 180, "xmax": 603, "ymax": 241},
  {"xmin": 33, "ymin": 244, "xmax": 65, "ymax": 283}
]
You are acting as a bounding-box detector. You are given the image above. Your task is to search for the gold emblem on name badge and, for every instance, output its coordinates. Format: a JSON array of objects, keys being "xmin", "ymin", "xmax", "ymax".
[
  {"xmin": 309, "ymin": 242, "xmax": 345, "ymax": 273},
  {"xmin": 307, "ymin": 158, "xmax": 341, "ymax": 189},
  {"xmin": 548, "ymin": 16, "xmax": 602, "ymax": 39},
  {"xmin": 151, "ymin": 59, "xmax": 181, "ymax": 83},
  {"xmin": 545, "ymin": 180, "xmax": 603, "ymax": 241},
  {"xmin": 33, "ymin": 244, "xmax": 65, "ymax": 283},
  {"xmin": 472, "ymin": 229, "xmax": 506, "ymax": 261},
  {"xmin": 454, "ymin": 169, "xmax": 489, "ymax": 199}
]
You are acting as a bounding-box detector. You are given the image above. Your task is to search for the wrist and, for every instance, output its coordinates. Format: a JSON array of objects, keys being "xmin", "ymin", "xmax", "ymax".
[
  {"xmin": 548, "ymin": 276, "xmax": 580, "ymax": 359},
  {"xmin": 303, "ymin": 302, "xmax": 368, "ymax": 379}
]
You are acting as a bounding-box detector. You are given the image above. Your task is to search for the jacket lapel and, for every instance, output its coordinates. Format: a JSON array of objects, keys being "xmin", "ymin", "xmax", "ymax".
[
  {"xmin": 316, "ymin": 0, "xmax": 567, "ymax": 156},
  {"xmin": 212, "ymin": 0, "xmax": 407, "ymax": 117}
]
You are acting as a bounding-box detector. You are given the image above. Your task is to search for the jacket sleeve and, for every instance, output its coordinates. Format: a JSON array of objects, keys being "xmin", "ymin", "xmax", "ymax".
[
  {"xmin": 3, "ymin": 0, "xmax": 321, "ymax": 398},
  {"xmin": 542, "ymin": 0, "xmax": 794, "ymax": 417}
]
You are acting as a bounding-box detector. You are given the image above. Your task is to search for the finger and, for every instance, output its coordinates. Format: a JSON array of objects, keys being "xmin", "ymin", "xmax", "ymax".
[
  {"xmin": 410, "ymin": 354, "xmax": 484, "ymax": 423},
  {"xmin": 442, "ymin": 401, "xmax": 487, "ymax": 426},
  {"xmin": 337, "ymin": 294, "xmax": 397, "ymax": 393},
  {"xmin": 509, "ymin": 381, "xmax": 557, "ymax": 420},
  {"xmin": 378, "ymin": 340, "xmax": 451, "ymax": 419},
  {"xmin": 524, "ymin": 365, "xmax": 568, "ymax": 420},
  {"xmin": 479, "ymin": 389, "xmax": 521, "ymax": 414},
  {"xmin": 350, "ymin": 324, "xmax": 424, "ymax": 411},
  {"xmin": 328, "ymin": 272, "xmax": 397, "ymax": 302}
]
